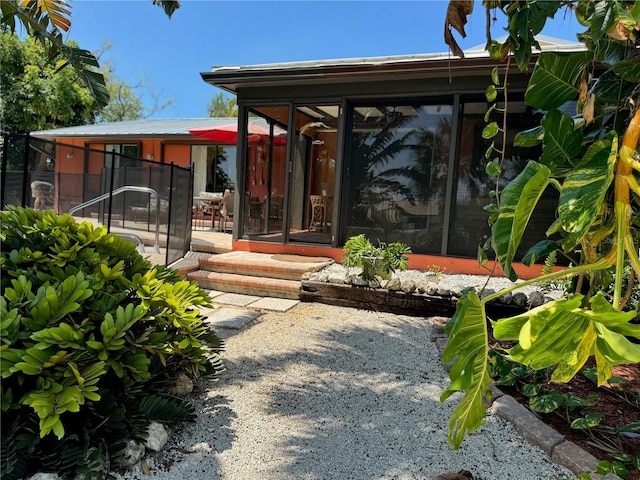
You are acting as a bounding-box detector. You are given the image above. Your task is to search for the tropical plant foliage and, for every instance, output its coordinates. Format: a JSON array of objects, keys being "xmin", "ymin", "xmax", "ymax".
[
  {"xmin": 342, "ymin": 234, "xmax": 412, "ymax": 280},
  {"xmin": 0, "ymin": 207, "xmax": 224, "ymax": 479},
  {"xmin": 440, "ymin": 0, "xmax": 640, "ymax": 450},
  {"xmin": 348, "ymin": 113, "xmax": 418, "ymax": 226},
  {"xmin": 0, "ymin": 0, "xmax": 180, "ymax": 108},
  {"xmin": 0, "ymin": 31, "xmax": 100, "ymax": 132},
  {"xmin": 208, "ymin": 92, "xmax": 238, "ymax": 117}
]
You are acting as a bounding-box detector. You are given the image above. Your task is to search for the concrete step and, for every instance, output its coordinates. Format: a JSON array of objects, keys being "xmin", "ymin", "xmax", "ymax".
[
  {"xmin": 180, "ymin": 250, "xmax": 333, "ymax": 300},
  {"xmin": 171, "ymin": 251, "xmax": 213, "ymax": 275},
  {"xmin": 196, "ymin": 251, "xmax": 333, "ymax": 281},
  {"xmin": 190, "ymin": 235, "xmax": 233, "ymax": 255},
  {"xmin": 187, "ymin": 270, "xmax": 302, "ymax": 300}
]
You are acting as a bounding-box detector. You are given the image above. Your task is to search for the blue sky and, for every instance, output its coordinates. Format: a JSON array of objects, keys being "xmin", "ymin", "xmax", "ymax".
[{"xmin": 68, "ymin": 1, "xmax": 583, "ymax": 119}]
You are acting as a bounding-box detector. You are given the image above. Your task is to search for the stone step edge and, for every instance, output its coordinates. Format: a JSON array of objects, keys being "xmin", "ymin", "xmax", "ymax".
[
  {"xmin": 429, "ymin": 318, "xmax": 620, "ymax": 480},
  {"xmin": 187, "ymin": 270, "xmax": 301, "ymax": 300},
  {"xmin": 171, "ymin": 252, "xmax": 213, "ymax": 276},
  {"xmin": 197, "ymin": 257, "xmax": 321, "ymax": 281},
  {"xmin": 189, "ymin": 242, "xmax": 233, "ymax": 255}
]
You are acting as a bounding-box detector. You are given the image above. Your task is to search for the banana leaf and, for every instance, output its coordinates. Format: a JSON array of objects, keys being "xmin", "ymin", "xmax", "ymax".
[
  {"xmin": 557, "ymin": 132, "xmax": 617, "ymax": 250},
  {"xmin": 492, "ymin": 161, "xmax": 551, "ymax": 281},
  {"xmin": 539, "ymin": 109, "xmax": 583, "ymax": 171},
  {"xmin": 493, "ymin": 293, "xmax": 640, "ymax": 386},
  {"xmin": 440, "ymin": 292, "xmax": 492, "ymax": 449},
  {"xmin": 525, "ymin": 51, "xmax": 592, "ymax": 111}
]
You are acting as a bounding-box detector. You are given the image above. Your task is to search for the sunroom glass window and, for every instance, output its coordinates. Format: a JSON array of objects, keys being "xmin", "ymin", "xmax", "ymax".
[{"xmin": 345, "ymin": 103, "xmax": 453, "ymax": 254}]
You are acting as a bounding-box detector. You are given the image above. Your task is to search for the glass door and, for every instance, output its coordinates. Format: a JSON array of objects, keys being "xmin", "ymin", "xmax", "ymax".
[
  {"xmin": 289, "ymin": 105, "xmax": 339, "ymax": 244},
  {"xmin": 242, "ymin": 106, "xmax": 289, "ymax": 240}
]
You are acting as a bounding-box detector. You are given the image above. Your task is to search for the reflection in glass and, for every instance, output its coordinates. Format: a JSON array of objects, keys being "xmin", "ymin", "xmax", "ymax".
[
  {"xmin": 447, "ymin": 102, "xmax": 555, "ymax": 258},
  {"xmin": 345, "ymin": 102, "xmax": 452, "ymax": 254},
  {"xmin": 289, "ymin": 105, "xmax": 339, "ymax": 244},
  {"xmin": 242, "ymin": 107, "xmax": 289, "ymax": 238}
]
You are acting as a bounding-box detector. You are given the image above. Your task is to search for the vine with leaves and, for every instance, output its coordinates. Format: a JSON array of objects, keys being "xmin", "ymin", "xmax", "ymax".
[{"xmin": 441, "ymin": 0, "xmax": 640, "ymax": 451}]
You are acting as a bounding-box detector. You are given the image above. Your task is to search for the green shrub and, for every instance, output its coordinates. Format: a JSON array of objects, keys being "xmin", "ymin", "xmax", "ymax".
[
  {"xmin": 342, "ymin": 234, "xmax": 411, "ymax": 280},
  {"xmin": 0, "ymin": 207, "xmax": 225, "ymax": 479}
]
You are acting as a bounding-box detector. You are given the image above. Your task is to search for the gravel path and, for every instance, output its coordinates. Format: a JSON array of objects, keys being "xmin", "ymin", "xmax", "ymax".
[{"xmin": 118, "ymin": 301, "xmax": 574, "ymax": 480}]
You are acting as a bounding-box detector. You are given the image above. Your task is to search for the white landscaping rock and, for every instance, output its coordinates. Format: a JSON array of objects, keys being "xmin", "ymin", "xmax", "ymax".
[
  {"xmin": 351, "ymin": 276, "xmax": 368, "ymax": 287},
  {"xmin": 144, "ymin": 421, "xmax": 169, "ymax": 452},
  {"xmin": 425, "ymin": 282, "xmax": 439, "ymax": 295},
  {"xmin": 116, "ymin": 439, "xmax": 145, "ymax": 468},
  {"xmin": 115, "ymin": 303, "xmax": 574, "ymax": 480},
  {"xmin": 166, "ymin": 373, "xmax": 194, "ymax": 396},
  {"xmin": 28, "ymin": 474, "xmax": 62, "ymax": 480},
  {"xmin": 327, "ymin": 272, "xmax": 345, "ymax": 284},
  {"xmin": 400, "ymin": 278, "xmax": 416, "ymax": 293},
  {"xmin": 386, "ymin": 277, "xmax": 402, "ymax": 291}
]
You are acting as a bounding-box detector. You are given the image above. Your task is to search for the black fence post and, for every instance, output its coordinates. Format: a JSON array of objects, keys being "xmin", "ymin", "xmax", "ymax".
[
  {"xmin": 107, "ymin": 148, "xmax": 116, "ymax": 232},
  {"xmin": 165, "ymin": 162, "xmax": 175, "ymax": 266},
  {"xmin": 122, "ymin": 165, "xmax": 128, "ymax": 229},
  {"xmin": 147, "ymin": 164, "xmax": 152, "ymax": 231},
  {"xmin": 21, "ymin": 132, "xmax": 30, "ymax": 207},
  {"xmin": 1, "ymin": 131, "xmax": 8, "ymax": 208}
]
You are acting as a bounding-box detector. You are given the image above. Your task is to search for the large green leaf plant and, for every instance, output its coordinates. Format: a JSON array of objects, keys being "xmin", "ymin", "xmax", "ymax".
[
  {"xmin": 1, "ymin": 207, "xmax": 224, "ymax": 479},
  {"xmin": 441, "ymin": 0, "xmax": 640, "ymax": 450}
]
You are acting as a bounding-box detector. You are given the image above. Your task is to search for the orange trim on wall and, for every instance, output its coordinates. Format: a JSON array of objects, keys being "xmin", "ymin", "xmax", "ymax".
[
  {"xmin": 233, "ymin": 239, "xmax": 344, "ymax": 261},
  {"xmin": 232, "ymin": 240, "xmax": 562, "ymax": 280}
]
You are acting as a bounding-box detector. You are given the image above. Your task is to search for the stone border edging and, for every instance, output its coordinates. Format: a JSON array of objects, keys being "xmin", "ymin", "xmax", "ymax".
[{"xmin": 429, "ymin": 317, "xmax": 621, "ymax": 480}]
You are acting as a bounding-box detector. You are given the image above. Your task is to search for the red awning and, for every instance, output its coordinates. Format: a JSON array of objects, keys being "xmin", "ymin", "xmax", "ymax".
[{"xmin": 188, "ymin": 122, "xmax": 286, "ymax": 145}]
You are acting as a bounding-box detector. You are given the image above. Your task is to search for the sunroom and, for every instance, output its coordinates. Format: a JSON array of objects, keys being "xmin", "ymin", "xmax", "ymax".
[{"xmin": 200, "ymin": 38, "xmax": 581, "ymax": 275}]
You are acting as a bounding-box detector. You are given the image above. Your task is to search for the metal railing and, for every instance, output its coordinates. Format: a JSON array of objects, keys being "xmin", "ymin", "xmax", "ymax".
[
  {"xmin": 116, "ymin": 232, "xmax": 147, "ymax": 254},
  {"xmin": 2, "ymin": 133, "xmax": 194, "ymax": 266},
  {"xmin": 69, "ymin": 186, "xmax": 161, "ymax": 254}
]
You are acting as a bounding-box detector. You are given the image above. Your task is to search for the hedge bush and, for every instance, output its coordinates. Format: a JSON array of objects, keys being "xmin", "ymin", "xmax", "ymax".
[{"xmin": 0, "ymin": 207, "xmax": 225, "ymax": 479}]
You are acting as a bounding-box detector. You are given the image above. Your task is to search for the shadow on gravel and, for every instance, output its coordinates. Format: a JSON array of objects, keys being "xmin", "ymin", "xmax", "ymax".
[
  {"xmin": 219, "ymin": 312, "xmax": 457, "ymax": 478},
  {"xmin": 143, "ymin": 389, "xmax": 237, "ymax": 479}
]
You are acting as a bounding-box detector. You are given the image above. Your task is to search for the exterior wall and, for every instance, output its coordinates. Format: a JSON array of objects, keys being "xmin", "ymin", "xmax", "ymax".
[
  {"xmin": 162, "ymin": 143, "xmax": 191, "ymax": 167},
  {"xmin": 45, "ymin": 136, "xmax": 201, "ymax": 212},
  {"xmin": 229, "ymin": 64, "xmax": 558, "ymax": 272},
  {"xmin": 51, "ymin": 137, "xmax": 197, "ymax": 176}
]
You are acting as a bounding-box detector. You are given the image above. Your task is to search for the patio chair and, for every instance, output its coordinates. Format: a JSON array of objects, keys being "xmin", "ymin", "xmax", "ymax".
[
  {"xmin": 192, "ymin": 200, "xmax": 206, "ymax": 229},
  {"xmin": 31, "ymin": 181, "xmax": 54, "ymax": 210},
  {"xmin": 219, "ymin": 192, "xmax": 234, "ymax": 232},
  {"xmin": 309, "ymin": 194, "xmax": 329, "ymax": 232}
]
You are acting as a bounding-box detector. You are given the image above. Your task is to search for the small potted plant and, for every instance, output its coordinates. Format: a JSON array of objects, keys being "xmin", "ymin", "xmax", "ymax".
[{"xmin": 342, "ymin": 234, "xmax": 411, "ymax": 281}]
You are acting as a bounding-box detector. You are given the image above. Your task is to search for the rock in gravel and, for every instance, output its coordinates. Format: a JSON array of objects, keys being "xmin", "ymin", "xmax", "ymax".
[
  {"xmin": 386, "ymin": 277, "xmax": 402, "ymax": 291},
  {"xmin": 480, "ymin": 288, "xmax": 496, "ymax": 299},
  {"xmin": 437, "ymin": 286, "xmax": 453, "ymax": 296},
  {"xmin": 327, "ymin": 272, "xmax": 345, "ymax": 284},
  {"xmin": 144, "ymin": 422, "xmax": 169, "ymax": 452},
  {"xmin": 401, "ymin": 278, "xmax": 417, "ymax": 293},
  {"xmin": 351, "ymin": 275, "xmax": 368, "ymax": 287},
  {"xmin": 166, "ymin": 373, "xmax": 194, "ymax": 396},
  {"xmin": 27, "ymin": 474, "xmax": 63, "ymax": 480},
  {"xmin": 512, "ymin": 292, "xmax": 528, "ymax": 306},
  {"xmin": 528, "ymin": 290, "xmax": 545, "ymax": 307},
  {"xmin": 425, "ymin": 282, "xmax": 439, "ymax": 295},
  {"xmin": 116, "ymin": 440, "xmax": 145, "ymax": 468},
  {"xmin": 430, "ymin": 471, "xmax": 476, "ymax": 480},
  {"xmin": 498, "ymin": 291, "xmax": 513, "ymax": 304}
]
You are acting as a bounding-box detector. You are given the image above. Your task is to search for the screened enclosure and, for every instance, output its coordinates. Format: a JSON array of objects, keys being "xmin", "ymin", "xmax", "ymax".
[{"xmin": 1, "ymin": 131, "xmax": 194, "ymax": 265}]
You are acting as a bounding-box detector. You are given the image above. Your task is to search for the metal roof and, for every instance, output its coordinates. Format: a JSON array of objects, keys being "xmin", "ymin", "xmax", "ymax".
[
  {"xmin": 31, "ymin": 117, "xmax": 240, "ymax": 138},
  {"xmin": 201, "ymin": 36, "xmax": 585, "ymax": 93}
]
